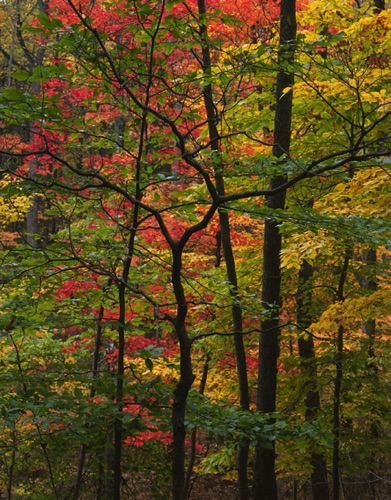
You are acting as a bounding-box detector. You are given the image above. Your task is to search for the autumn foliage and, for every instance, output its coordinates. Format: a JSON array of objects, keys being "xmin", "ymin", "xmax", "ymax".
[{"xmin": 0, "ymin": 0, "xmax": 390, "ymax": 498}]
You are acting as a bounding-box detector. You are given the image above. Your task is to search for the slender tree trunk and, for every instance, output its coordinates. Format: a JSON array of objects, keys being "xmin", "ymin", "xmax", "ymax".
[
  {"xmin": 112, "ymin": 94, "xmax": 143, "ymax": 498},
  {"xmin": 364, "ymin": 3, "xmax": 382, "ymax": 399},
  {"xmin": 219, "ymin": 210, "xmax": 250, "ymax": 499},
  {"xmin": 25, "ymin": 181, "xmax": 40, "ymax": 247},
  {"xmin": 6, "ymin": 431, "xmax": 16, "ymax": 500},
  {"xmin": 183, "ymin": 354, "xmax": 210, "ymax": 497},
  {"xmin": 112, "ymin": 146, "xmax": 143, "ymax": 498},
  {"xmin": 253, "ymin": 1, "xmax": 296, "ymax": 498},
  {"xmin": 297, "ymin": 259, "xmax": 329, "ymax": 500},
  {"xmin": 26, "ymin": 85, "xmax": 43, "ymax": 248},
  {"xmin": 360, "ymin": 248, "xmax": 379, "ymax": 440},
  {"xmin": 171, "ymin": 251, "xmax": 195, "ymax": 500},
  {"xmin": 196, "ymin": 1, "xmax": 250, "ymax": 497},
  {"xmin": 112, "ymin": 286, "xmax": 126, "ymax": 499},
  {"xmin": 24, "ymin": 0, "xmax": 47, "ymax": 247},
  {"xmin": 72, "ymin": 304, "xmax": 106, "ymax": 499},
  {"xmin": 332, "ymin": 251, "xmax": 351, "ymax": 500},
  {"xmin": 332, "ymin": 323, "xmax": 343, "ymax": 500},
  {"xmin": 358, "ymin": 248, "xmax": 379, "ymax": 500}
]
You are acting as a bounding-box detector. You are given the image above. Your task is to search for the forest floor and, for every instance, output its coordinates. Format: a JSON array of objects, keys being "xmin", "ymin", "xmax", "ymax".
[
  {"xmin": 186, "ymin": 474, "xmax": 391, "ymax": 500},
  {"xmin": 189, "ymin": 475, "xmax": 237, "ymax": 499}
]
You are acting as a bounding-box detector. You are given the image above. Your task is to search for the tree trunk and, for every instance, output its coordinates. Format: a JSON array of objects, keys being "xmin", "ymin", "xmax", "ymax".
[
  {"xmin": 171, "ymin": 333, "xmax": 195, "ymax": 500},
  {"xmin": 297, "ymin": 259, "xmax": 329, "ymax": 500},
  {"xmin": 112, "ymin": 102, "xmax": 142, "ymax": 497},
  {"xmin": 171, "ymin": 249, "xmax": 195, "ymax": 500},
  {"xmin": 196, "ymin": 0, "xmax": 250, "ymax": 496},
  {"xmin": 72, "ymin": 304, "xmax": 105, "ymax": 499},
  {"xmin": 183, "ymin": 354, "xmax": 210, "ymax": 497},
  {"xmin": 332, "ymin": 251, "xmax": 351, "ymax": 500},
  {"xmin": 360, "ymin": 248, "xmax": 379, "ymax": 438},
  {"xmin": 24, "ymin": 0, "xmax": 47, "ymax": 247},
  {"xmin": 252, "ymin": 0, "xmax": 296, "ymax": 498},
  {"xmin": 220, "ymin": 209, "xmax": 250, "ymax": 500}
]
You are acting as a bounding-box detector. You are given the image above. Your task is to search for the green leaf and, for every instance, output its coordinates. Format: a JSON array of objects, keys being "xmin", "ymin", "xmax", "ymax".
[
  {"xmin": 13, "ymin": 69, "xmax": 32, "ymax": 82},
  {"xmin": 37, "ymin": 13, "xmax": 64, "ymax": 30},
  {"xmin": 1, "ymin": 88, "xmax": 25, "ymax": 100},
  {"xmin": 145, "ymin": 357, "xmax": 154, "ymax": 372}
]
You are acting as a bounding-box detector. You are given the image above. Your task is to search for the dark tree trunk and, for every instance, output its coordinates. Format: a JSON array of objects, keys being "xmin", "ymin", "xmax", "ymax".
[
  {"xmin": 332, "ymin": 251, "xmax": 351, "ymax": 500},
  {"xmin": 332, "ymin": 324, "xmax": 343, "ymax": 500},
  {"xmin": 183, "ymin": 355, "xmax": 210, "ymax": 497},
  {"xmin": 170, "ymin": 242, "xmax": 196, "ymax": 500},
  {"xmin": 252, "ymin": 195, "xmax": 285, "ymax": 500},
  {"xmin": 252, "ymin": 1, "xmax": 296, "ymax": 498},
  {"xmin": 26, "ymin": 85, "xmax": 43, "ymax": 248},
  {"xmin": 172, "ymin": 372, "xmax": 193, "ymax": 500},
  {"xmin": 72, "ymin": 305, "xmax": 105, "ymax": 499},
  {"xmin": 358, "ymin": 247, "xmax": 379, "ymax": 500},
  {"xmin": 220, "ymin": 210, "xmax": 250, "ymax": 500},
  {"xmin": 112, "ymin": 287, "xmax": 125, "ymax": 500},
  {"xmin": 196, "ymin": 0, "xmax": 250, "ymax": 497},
  {"xmin": 297, "ymin": 259, "xmax": 329, "ymax": 500},
  {"xmin": 360, "ymin": 249, "xmax": 379, "ymax": 442},
  {"xmin": 24, "ymin": 0, "xmax": 47, "ymax": 246},
  {"xmin": 25, "ymin": 187, "xmax": 40, "ymax": 247},
  {"xmin": 112, "ymin": 102, "xmax": 143, "ymax": 497},
  {"xmin": 112, "ymin": 205, "xmax": 140, "ymax": 499}
]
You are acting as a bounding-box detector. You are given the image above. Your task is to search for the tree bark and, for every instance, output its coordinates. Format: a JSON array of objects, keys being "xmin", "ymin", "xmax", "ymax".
[
  {"xmin": 183, "ymin": 354, "xmax": 210, "ymax": 497},
  {"xmin": 297, "ymin": 259, "xmax": 329, "ymax": 500},
  {"xmin": 360, "ymin": 249, "xmax": 378, "ymax": 379},
  {"xmin": 72, "ymin": 304, "xmax": 106, "ymax": 499},
  {"xmin": 171, "ymin": 249, "xmax": 195, "ymax": 499},
  {"xmin": 196, "ymin": 0, "xmax": 250, "ymax": 497},
  {"xmin": 24, "ymin": 0, "xmax": 47, "ymax": 248},
  {"xmin": 253, "ymin": 1, "xmax": 296, "ymax": 498},
  {"xmin": 332, "ymin": 251, "xmax": 351, "ymax": 500}
]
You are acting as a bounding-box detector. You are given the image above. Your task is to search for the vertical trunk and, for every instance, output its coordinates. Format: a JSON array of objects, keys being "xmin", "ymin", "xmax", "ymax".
[
  {"xmin": 359, "ymin": 248, "xmax": 379, "ymax": 500},
  {"xmin": 6, "ymin": 431, "xmax": 16, "ymax": 500},
  {"xmin": 105, "ymin": 427, "xmax": 115, "ymax": 499},
  {"xmin": 183, "ymin": 355, "xmax": 210, "ymax": 497},
  {"xmin": 366, "ymin": 0, "xmax": 382, "ymax": 433},
  {"xmin": 26, "ymin": 81, "xmax": 44, "ymax": 248},
  {"xmin": 24, "ymin": 0, "xmax": 47, "ymax": 246},
  {"xmin": 25, "ymin": 185, "xmax": 40, "ymax": 247},
  {"xmin": 112, "ymin": 175, "xmax": 141, "ymax": 498},
  {"xmin": 171, "ymin": 250, "xmax": 195, "ymax": 499},
  {"xmin": 219, "ymin": 210, "xmax": 250, "ymax": 499},
  {"xmin": 196, "ymin": 0, "xmax": 250, "ymax": 497},
  {"xmin": 332, "ymin": 324, "xmax": 343, "ymax": 500},
  {"xmin": 72, "ymin": 304, "xmax": 106, "ymax": 499},
  {"xmin": 332, "ymin": 251, "xmax": 350, "ymax": 500},
  {"xmin": 252, "ymin": 196, "xmax": 285, "ymax": 500},
  {"xmin": 113, "ymin": 284, "xmax": 126, "ymax": 500},
  {"xmin": 297, "ymin": 259, "xmax": 329, "ymax": 500},
  {"xmin": 253, "ymin": 0, "xmax": 296, "ymax": 498},
  {"xmin": 172, "ymin": 367, "xmax": 194, "ymax": 500},
  {"xmin": 360, "ymin": 249, "xmax": 378, "ymax": 418},
  {"xmin": 111, "ymin": 94, "xmax": 142, "ymax": 496}
]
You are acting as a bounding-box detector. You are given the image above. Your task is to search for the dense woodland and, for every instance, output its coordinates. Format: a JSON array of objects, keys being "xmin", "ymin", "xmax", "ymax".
[{"xmin": 0, "ymin": 0, "xmax": 390, "ymax": 498}]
